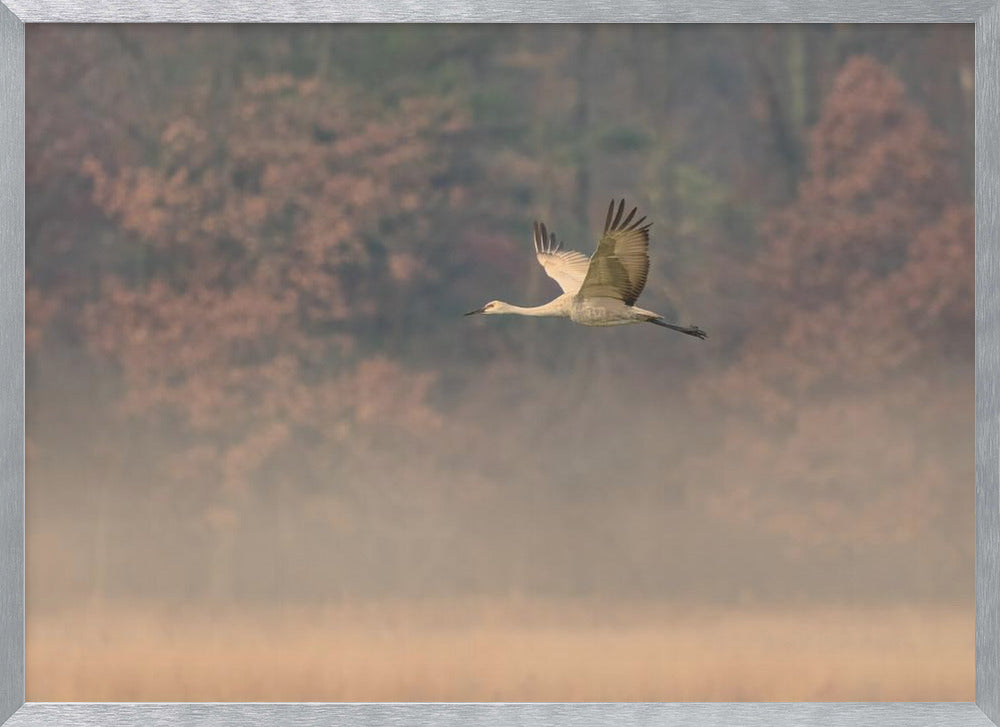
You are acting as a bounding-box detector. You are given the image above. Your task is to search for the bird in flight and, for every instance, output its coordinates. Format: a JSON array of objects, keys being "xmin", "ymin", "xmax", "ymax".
[{"xmin": 466, "ymin": 199, "xmax": 707, "ymax": 339}]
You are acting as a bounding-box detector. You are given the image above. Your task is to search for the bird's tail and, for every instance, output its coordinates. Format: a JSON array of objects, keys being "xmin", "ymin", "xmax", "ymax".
[{"xmin": 647, "ymin": 317, "xmax": 707, "ymax": 340}]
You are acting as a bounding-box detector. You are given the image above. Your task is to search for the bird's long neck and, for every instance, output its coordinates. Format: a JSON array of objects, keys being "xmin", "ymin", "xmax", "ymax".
[{"xmin": 501, "ymin": 298, "xmax": 566, "ymax": 317}]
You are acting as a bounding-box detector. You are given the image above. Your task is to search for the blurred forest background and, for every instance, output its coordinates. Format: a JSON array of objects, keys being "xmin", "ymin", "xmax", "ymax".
[{"xmin": 25, "ymin": 24, "xmax": 973, "ymax": 701}]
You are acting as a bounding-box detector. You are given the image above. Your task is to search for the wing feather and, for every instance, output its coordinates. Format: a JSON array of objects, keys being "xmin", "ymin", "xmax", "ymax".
[
  {"xmin": 577, "ymin": 199, "xmax": 651, "ymax": 305},
  {"xmin": 533, "ymin": 220, "xmax": 590, "ymax": 295}
]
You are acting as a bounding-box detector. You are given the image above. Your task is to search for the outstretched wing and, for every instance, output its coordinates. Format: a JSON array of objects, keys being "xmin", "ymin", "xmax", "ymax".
[
  {"xmin": 533, "ymin": 220, "xmax": 591, "ymax": 295},
  {"xmin": 577, "ymin": 199, "xmax": 651, "ymax": 305}
]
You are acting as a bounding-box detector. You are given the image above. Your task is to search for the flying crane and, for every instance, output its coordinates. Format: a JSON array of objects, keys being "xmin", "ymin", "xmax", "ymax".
[{"xmin": 466, "ymin": 199, "xmax": 707, "ymax": 339}]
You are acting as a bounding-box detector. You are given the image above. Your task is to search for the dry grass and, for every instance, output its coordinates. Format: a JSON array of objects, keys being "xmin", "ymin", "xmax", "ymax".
[{"xmin": 27, "ymin": 598, "xmax": 972, "ymax": 702}]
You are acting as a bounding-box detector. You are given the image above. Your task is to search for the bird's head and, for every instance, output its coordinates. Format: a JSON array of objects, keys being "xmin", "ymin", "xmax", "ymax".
[{"xmin": 464, "ymin": 300, "xmax": 507, "ymax": 316}]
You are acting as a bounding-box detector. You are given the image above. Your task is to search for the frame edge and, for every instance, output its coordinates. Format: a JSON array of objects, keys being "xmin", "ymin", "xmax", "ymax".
[
  {"xmin": 0, "ymin": 0, "xmax": 25, "ymax": 725},
  {"xmin": 977, "ymin": 0, "xmax": 1000, "ymax": 723},
  {"xmin": 1, "ymin": 0, "xmax": 997, "ymax": 23},
  {"xmin": 2, "ymin": 2, "xmax": 997, "ymax": 725}
]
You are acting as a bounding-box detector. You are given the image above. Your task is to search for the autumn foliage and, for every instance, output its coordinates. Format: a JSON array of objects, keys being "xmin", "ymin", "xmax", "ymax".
[
  {"xmin": 695, "ymin": 56, "xmax": 973, "ymax": 548},
  {"xmin": 76, "ymin": 76, "xmax": 465, "ymax": 495},
  {"xmin": 745, "ymin": 56, "xmax": 971, "ymax": 397}
]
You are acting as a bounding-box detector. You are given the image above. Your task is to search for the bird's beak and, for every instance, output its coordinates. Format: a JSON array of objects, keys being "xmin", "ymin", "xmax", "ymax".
[{"xmin": 464, "ymin": 307, "xmax": 485, "ymax": 316}]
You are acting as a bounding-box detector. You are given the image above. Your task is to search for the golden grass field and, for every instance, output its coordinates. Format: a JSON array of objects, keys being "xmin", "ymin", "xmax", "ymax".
[{"xmin": 27, "ymin": 598, "xmax": 972, "ymax": 702}]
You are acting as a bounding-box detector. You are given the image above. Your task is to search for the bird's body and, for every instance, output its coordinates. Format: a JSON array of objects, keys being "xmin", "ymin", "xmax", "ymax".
[
  {"xmin": 466, "ymin": 199, "xmax": 707, "ymax": 339},
  {"xmin": 495, "ymin": 294, "xmax": 655, "ymax": 326}
]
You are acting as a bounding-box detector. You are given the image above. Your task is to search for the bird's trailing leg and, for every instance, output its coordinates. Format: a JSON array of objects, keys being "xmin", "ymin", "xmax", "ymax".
[{"xmin": 647, "ymin": 317, "xmax": 708, "ymax": 339}]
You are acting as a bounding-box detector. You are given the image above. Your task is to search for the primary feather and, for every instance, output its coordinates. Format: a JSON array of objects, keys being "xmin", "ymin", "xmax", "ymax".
[{"xmin": 577, "ymin": 199, "xmax": 651, "ymax": 306}]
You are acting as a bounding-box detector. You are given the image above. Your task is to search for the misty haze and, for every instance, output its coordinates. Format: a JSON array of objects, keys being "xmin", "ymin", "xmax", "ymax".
[{"xmin": 26, "ymin": 24, "xmax": 973, "ymax": 701}]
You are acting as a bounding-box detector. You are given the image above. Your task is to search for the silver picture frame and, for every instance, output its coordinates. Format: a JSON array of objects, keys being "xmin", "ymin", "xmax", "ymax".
[{"xmin": 2, "ymin": 2, "xmax": 997, "ymax": 725}]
